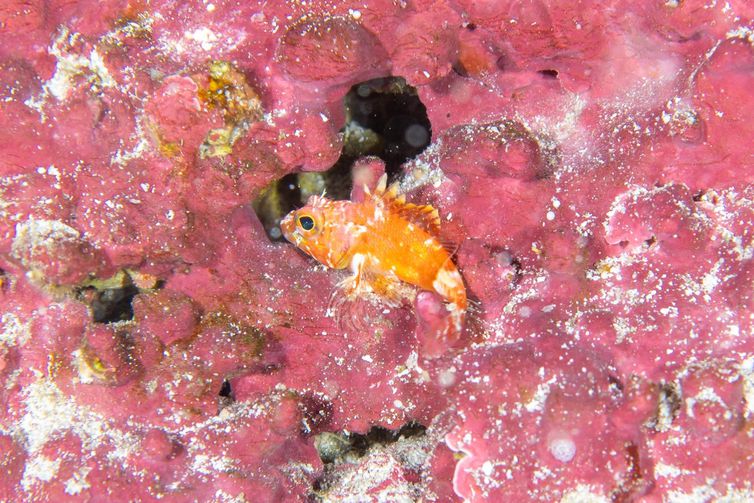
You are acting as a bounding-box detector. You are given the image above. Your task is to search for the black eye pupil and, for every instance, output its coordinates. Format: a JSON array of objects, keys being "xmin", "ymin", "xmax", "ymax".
[{"xmin": 299, "ymin": 216, "xmax": 314, "ymax": 230}]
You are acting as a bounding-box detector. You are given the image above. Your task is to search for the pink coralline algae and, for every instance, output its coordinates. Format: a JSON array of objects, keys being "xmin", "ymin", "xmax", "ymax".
[{"xmin": 1, "ymin": 0, "xmax": 753, "ymax": 501}]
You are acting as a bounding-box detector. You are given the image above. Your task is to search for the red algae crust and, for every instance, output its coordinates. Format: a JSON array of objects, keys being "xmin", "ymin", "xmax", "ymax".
[{"xmin": 1, "ymin": 0, "xmax": 754, "ymax": 501}]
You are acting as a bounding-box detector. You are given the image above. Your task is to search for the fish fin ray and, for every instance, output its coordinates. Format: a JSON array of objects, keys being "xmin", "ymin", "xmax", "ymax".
[
  {"xmin": 375, "ymin": 173, "xmax": 388, "ymax": 194},
  {"xmin": 396, "ymin": 203, "xmax": 442, "ymax": 235},
  {"xmin": 371, "ymin": 175, "xmax": 443, "ymax": 235}
]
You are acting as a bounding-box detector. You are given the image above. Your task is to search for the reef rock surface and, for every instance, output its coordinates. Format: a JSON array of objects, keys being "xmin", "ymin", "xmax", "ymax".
[{"xmin": 1, "ymin": 0, "xmax": 753, "ymax": 501}]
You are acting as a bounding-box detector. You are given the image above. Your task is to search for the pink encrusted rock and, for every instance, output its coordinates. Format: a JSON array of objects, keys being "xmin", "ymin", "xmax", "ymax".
[
  {"xmin": 445, "ymin": 340, "xmax": 653, "ymax": 501},
  {"xmin": 0, "ymin": 433, "xmax": 26, "ymax": 501},
  {"xmin": 25, "ymin": 301, "xmax": 91, "ymax": 368},
  {"xmin": 350, "ymin": 156, "xmax": 385, "ymax": 202},
  {"xmin": 277, "ymin": 16, "xmax": 388, "ymax": 85},
  {"xmin": 298, "ymin": 112, "xmax": 344, "ymax": 170},
  {"xmin": 9, "ymin": 218, "xmax": 108, "ymax": 285},
  {"xmin": 649, "ymin": 359, "xmax": 754, "ymax": 500},
  {"xmin": 1, "ymin": 0, "xmax": 754, "ymax": 500},
  {"xmin": 0, "ymin": 1, "xmax": 48, "ymax": 63},
  {"xmin": 691, "ymin": 39, "xmax": 754, "ymax": 186},
  {"xmin": 603, "ymin": 183, "xmax": 710, "ymax": 257},
  {"xmin": 141, "ymin": 428, "xmax": 182, "ymax": 462},
  {"xmin": 145, "ymin": 74, "xmax": 223, "ymax": 157},
  {"xmin": 414, "ymin": 291, "xmax": 449, "ymax": 357},
  {"xmin": 320, "ymin": 447, "xmax": 420, "ymax": 501},
  {"xmin": 388, "ymin": 3, "xmax": 461, "ymax": 85},
  {"xmin": 133, "ymin": 290, "xmax": 200, "ymax": 346},
  {"xmin": 233, "ymin": 126, "xmax": 291, "ymax": 192},
  {"xmin": 425, "ymin": 121, "xmax": 556, "ymax": 260},
  {"xmin": 74, "ymin": 323, "xmax": 143, "ymax": 386}
]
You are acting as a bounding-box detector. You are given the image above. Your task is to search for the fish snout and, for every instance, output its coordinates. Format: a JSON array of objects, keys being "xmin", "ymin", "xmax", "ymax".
[{"xmin": 280, "ymin": 212, "xmax": 296, "ymax": 242}]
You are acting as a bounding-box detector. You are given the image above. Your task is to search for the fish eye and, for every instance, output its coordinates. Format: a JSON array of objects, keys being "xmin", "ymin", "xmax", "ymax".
[{"xmin": 298, "ymin": 215, "xmax": 315, "ymax": 231}]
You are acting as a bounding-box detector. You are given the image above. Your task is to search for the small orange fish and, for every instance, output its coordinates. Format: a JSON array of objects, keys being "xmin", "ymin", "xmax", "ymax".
[{"xmin": 280, "ymin": 174, "xmax": 467, "ymax": 340}]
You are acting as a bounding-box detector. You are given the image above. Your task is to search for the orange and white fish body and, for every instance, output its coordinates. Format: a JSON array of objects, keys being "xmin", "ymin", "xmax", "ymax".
[{"xmin": 280, "ymin": 174, "xmax": 467, "ymax": 340}]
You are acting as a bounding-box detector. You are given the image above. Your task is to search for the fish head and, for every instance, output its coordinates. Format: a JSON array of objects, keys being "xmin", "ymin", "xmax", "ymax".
[{"xmin": 281, "ymin": 196, "xmax": 352, "ymax": 269}]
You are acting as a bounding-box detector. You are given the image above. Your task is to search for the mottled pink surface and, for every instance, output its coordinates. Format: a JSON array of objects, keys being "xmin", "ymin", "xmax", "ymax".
[{"xmin": 1, "ymin": 0, "xmax": 753, "ymax": 501}]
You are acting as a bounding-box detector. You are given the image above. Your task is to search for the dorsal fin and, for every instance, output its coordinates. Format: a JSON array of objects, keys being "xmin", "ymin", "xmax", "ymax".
[
  {"xmin": 370, "ymin": 174, "xmax": 442, "ymax": 235},
  {"xmin": 397, "ymin": 202, "xmax": 442, "ymax": 235},
  {"xmin": 375, "ymin": 173, "xmax": 388, "ymax": 194}
]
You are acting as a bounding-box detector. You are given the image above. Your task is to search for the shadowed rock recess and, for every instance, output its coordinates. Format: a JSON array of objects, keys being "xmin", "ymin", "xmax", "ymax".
[
  {"xmin": 0, "ymin": 1, "xmax": 753, "ymax": 501},
  {"xmin": 252, "ymin": 76, "xmax": 431, "ymax": 240}
]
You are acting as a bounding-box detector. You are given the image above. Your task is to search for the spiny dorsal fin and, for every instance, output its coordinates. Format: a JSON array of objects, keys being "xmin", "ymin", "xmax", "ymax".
[
  {"xmin": 371, "ymin": 173, "xmax": 442, "ymax": 234},
  {"xmin": 375, "ymin": 173, "xmax": 388, "ymax": 194},
  {"xmin": 386, "ymin": 181, "xmax": 399, "ymax": 198},
  {"xmin": 373, "ymin": 173, "xmax": 401, "ymax": 198},
  {"xmin": 399, "ymin": 203, "xmax": 442, "ymax": 235}
]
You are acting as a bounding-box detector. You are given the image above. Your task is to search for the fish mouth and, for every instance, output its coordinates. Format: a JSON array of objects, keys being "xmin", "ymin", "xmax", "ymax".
[
  {"xmin": 280, "ymin": 213, "xmax": 296, "ymax": 242},
  {"xmin": 280, "ymin": 214, "xmax": 306, "ymax": 248}
]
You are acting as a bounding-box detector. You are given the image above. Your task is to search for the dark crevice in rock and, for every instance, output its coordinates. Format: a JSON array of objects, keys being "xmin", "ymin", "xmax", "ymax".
[
  {"xmin": 217, "ymin": 378, "xmax": 234, "ymax": 413},
  {"xmin": 659, "ymin": 382, "xmax": 682, "ymax": 421},
  {"xmin": 314, "ymin": 421, "xmax": 427, "ymax": 465},
  {"xmin": 252, "ymin": 162, "xmax": 352, "ymax": 241},
  {"xmin": 348, "ymin": 422, "xmax": 427, "ymax": 457},
  {"xmin": 75, "ymin": 270, "xmax": 163, "ymax": 324},
  {"xmin": 219, "ymin": 379, "xmax": 232, "ymax": 398},
  {"xmin": 538, "ymin": 69, "xmax": 559, "ymax": 79},
  {"xmin": 496, "ymin": 55, "xmax": 513, "ymax": 72},
  {"xmin": 344, "ymin": 77, "xmax": 432, "ymax": 171},
  {"xmin": 452, "ymin": 62, "xmax": 469, "ymax": 78},
  {"xmin": 79, "ymin": 282, "xmax": 140, "ymax": 324},
  {"xmin": 253, "ymin": 76, "xmax": 432, "ymax": 241}
]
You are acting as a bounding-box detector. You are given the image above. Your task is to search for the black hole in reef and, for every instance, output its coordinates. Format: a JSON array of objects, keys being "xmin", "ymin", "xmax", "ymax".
[
  {"xmin": 252, "ymin": 76, "xmax": 432, "ymax": 241},
  {"xmin": 217, "ymin": 378, "xmax": 235, "ymax": 413},
  {"xmin": 78, "ymin": 282, "xmax": 140, "ymax": 324},
  {"xmin": 348, "ymin": 421, "xmax": 427, "ymax": 457},
  {"xmin": 75, "ymin": 271, "xmax": 164, "ymax": 324},
  {"xmin": 314, "ymin": 421, "xmax": 427, "ymax": 465},
  {"xmin": 219, "ymin": 379, "xmax": 232, "ymax": 398},
  {"xmin": 538, "ymin": 69, "xmax": 559, "ymax": 79}
]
